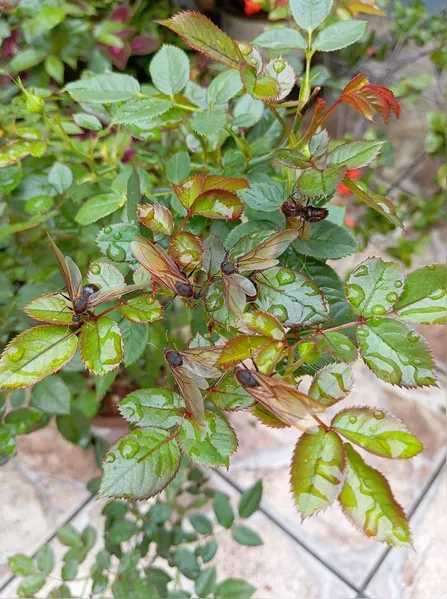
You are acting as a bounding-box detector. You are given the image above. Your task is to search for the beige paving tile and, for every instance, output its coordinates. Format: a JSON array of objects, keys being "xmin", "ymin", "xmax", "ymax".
[
  {"xmin": 222, "ymin": 361, "xmax": 446, "ymax": 586},
  {"xmin": 364, "ymin": 469, "xmax": 446, "ymax": 598}
]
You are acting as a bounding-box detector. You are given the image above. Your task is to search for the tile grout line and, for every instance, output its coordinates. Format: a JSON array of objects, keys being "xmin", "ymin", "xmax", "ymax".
[
  {"xmin": 0, "ymin": 493, "xmax": 98, "ymax": 594},
  {"xmin": 355, "ymin": 456, "xmax": 446, "ymax": 596},
  {"xmin": 214, "ymin": 468, "xmax": 361, "ymax": 594}
]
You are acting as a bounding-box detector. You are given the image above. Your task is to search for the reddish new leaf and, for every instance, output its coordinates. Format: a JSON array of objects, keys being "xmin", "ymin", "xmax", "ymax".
[{"xmin": 338, "ymin": 74, "xmax": 401, "ymax": 123}]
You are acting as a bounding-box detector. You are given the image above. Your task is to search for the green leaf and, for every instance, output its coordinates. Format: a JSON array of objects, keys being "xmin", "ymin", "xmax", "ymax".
[
  {"xmin": 191, "ymin": 109, "xmax": 226, "ymax": 137},
  {"xmin": 293, "ymin": 221, "xmax": 358, "ymax": 260},
  {"xmin": 214, "ymin": 579, "xmax": 256, "ymax": 599},
  {"xmin": 97, "ymin": 222, "xmax": 139, "ymax": 262},
  {"xmin": 17, "ymin": 573, "xmax": 46, "ymax": 598},
  {"xmin": 45, "ymin": 55, "xmax": 64, "ymax": 84},
  {"xmin": 291, "ymin": 428, "xmax": 345, "ymax": 517},
  {"xmin": 231, "ymin": 525, "xmax": 263, "ymax": 546},
  {"xmin": 100, "ymin": 428, "xmax": 181, "ymax": 499},
  {"xmin": 179, "ymin": 411, "xmax": 238, "ymax": 467},
  {"xmin": 0, "ymin": 326, "xmax": 78, "ymax": 390},
  {"xmin": 189, "ymin": 514, "xmax": 213, "ymax": 535},
  {"xmin": 24, "ymin": 195, "xmax": 54, "ymax": 215},
  {"xmin": 332, "ymin": 408, "xmax": 423, "ymax": 458},
  {"xmin": 240, "ymin": 65, "xmax": 279, "ymax": 101},
  {"xmin": 196, "ymin": 539, "xmax": 217, "ymax": 563},
  {"xmin": 0, "ymin": 140, "xmax": 46, "ymax": 168},
  {"xmin": 254, "ymin": 27, "xmax": 307, "ymax": 49},
  {"xmin": 233, "ymin": 94, "xmax": 264, "ymax": 127},
  {"xmin": 80, "ymin": 317, "xmax": 123, "ymax": 376},
  {"xmin": 120, "ymin": 320, "xmax": 149, "ymax": 367},
  {"xmin": 158, "ymin": 12, "xmax": 240, "ymax": 69},
  {"xmin": 0, "ymin": 164, "xmax": 22, "ymax": 195},
  {"xmin": 56, "ymin": 409, "xmax": 91, "ymax": 447},
  {"xmin": 150, "ymin": 45, "xmax": 190, "ymax": 95},
  {"xmin": 57, "ymin": 524, "xmax": 83, "ymax": 548},
  {"xmin": 394, "ymin": 264, "xmax": 446, "ymax": 325},
  {"xmin": 238, "ymin": 480, "xmax": 262, "ymax": 518},
  {"xmin": 195, "ymin": 566, "xmax": 216, "ymax": 597},
  {"xmin": 309, "ymin": 363, "xmax": 353, "ymax": 406},
  {"xmin": 313, "ymin": 20, "xmax": 366, "ymax": 51},
  {"xmin": 274, "ymin": 149, "xmax": 310, "ymax": 169},
  {"xmin": 290, "ymin": 0, "xmax": 333, "ymax": 32},
  {"xmin": 255, "ymin": 267, "xmax": 328, "ymax": 326},
  {"xmin": 113, "ymin": 97, "xmax": 173, "ymax": 125},
  {"xmin": 31, "ymin": 375, "xmax": 71, "ymax": 415},
  {"xmin": 127, "ymin": 168, "xmax": 140, "ymax": 222},
  {"xmin": 208, "ymin": 376, "xmax": 253, "ymax": 411},
  {"xmin": 192, "ymin": 189, "xmax": 243, "ymax": 220},
  {"xmin": 37, "ymin": 545, "xmax": 54, "ymax": 574},
  {"xmin": 92, "ymin": 573, "xmax": 108, "ymax": 595},
  {"xmin": 298, "ymin": 165, "xmax": 346, "ymax": 196},
  {"xmin": 309, "ymin": 130, "xmax": 328, "ymax": 156},
  {"xmin": 24, "ymin": 293, "xmax": 73, "ymax": 325},
  {"xmin": 120, "ymin": 296, "xmax": 163, "ymax": 324},
  {"xmin": 73, "ymin": 113, "xmax": 103, "ymax": 131},
  {"xmin": 5, "ymin": 407, "xmax": 48, "ymax": 435},
  {"xmin": 173, "ymin": 547, "xmax": 200, "ymax": 580},
  {"xmin": 327, "ymin": 141, "xmax": 384, "ymax": 169},
  {"xmin": 345, "ymin": 257, "xmax": 404, "ymax": 317},
  {"xmin": 75, "ymin": 192, "xmax": 124, "ymax": 225},
  {"xmin": 166, "ymin": 152, "xmax": 191, "ymax": 185},
  {"xmin": 357, "ymin": 317, "xmax": 436, "ymax": 387},
  {"xmin": 119, "ymin": 389, "xmax": 185, "ymax": 429},
  {"xmin": 64, "ymin": 73, "xmax": 140, "ymax": 104},
  {"xmin": 341, "ymin": 177, "xmax": 403, "ymax": 229},
  {"xmin": 238, "ymin": 181, "xmax": 284, "ymax": 212},
  {"xmin": 9, "ymin": 48, "xmax": 46, "ymax": 72},
  {"xmin": 8, "ymin": 554, "xmax": 34, "ymax": 576},
  {"xmin": 339, "ymin": 444, "xmax": 411, "ymax": 545},
  {"xmin": 88, "ymin": 262, "xmax": 125, "ymax": 288},
  {"xmin": 0, "ymin": 425, "xmax": 16, "ymax": 457},
  {"xmin": 314, "ymin": 331, "xmax": 357, "ymax": 363},
  {"xmin": 207, "ymin": 70, "xmax": 243, "ymax": 106},
  {"xmin": 82, "ymin": 525, "xmax": 97, "ymax": 549},
  {"xmin": 213, "ymin": 492, "xmax": 234, "ymax": 528},
  {"xmin": 203, "ymin": 235, "xmax": 226, "ymax": 277},
  {"xmin": 61, "ymin": 560, "xmax": 78, "ymax": 581}
]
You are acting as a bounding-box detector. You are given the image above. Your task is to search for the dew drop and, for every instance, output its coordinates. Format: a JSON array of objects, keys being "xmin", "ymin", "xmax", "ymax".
[
  {"xmin": 394, "ymin": 280, "xmax": 403, "ymax": 288},
  {"xmin": 357, "ymin": 328, "xmax": 369, "ymax": 338},
  {"xmin": 373, "ymin": 409, "xmax": 385, "ymax": 420},
  {"xmin": 105, "ymin": 453, "xmax": 116, "ymax": 463},
  {"xmin": 273, "ymin": 59, "xmax": 285, "ymax": 73},
  {"xmin": 426, "ymin": 264, "xmax": 435, "ymax": 270},
  {"xmin": 346, "ymin": 284, "xmax": 365, "ymax": 308},
  {"xmin": 106, "ymin": 243, "xmax": 126, "ymax": 262},
  {"xmin": 8, "ymin": 347, "xmax": 25, "ymax": 362},
  {"xmin": 386, "ymin": 292, "xmax": 398, "ymax": 303},
  {"xmin": 371, "ymin": 304, "xmax": 386, "ymax": 315},
  {"xmin": 114, "ymin": 232, "xmax": 122, "ymax": 240},
  {"xmin": 90, "ymin": 263, "xmax": 101, "ymax": 275},
  {"xmin": 407, "ymin": 331, "xmax": 419, "ymax": 343},
  {"xmin": 428, "ymin": 288, "xmax": 445, "ymax": 300},
  {"xmin": 412, "ymin": 358, "xmax": 422, "ymax": 366},
  {"xmin": 349, "ymin": 415, "xmax": 358, "ymax": 424},
  {"xmin": 270, "ymin": 305, "xmax": 288, "ymax": 323},
  {"xmin": 206, "ymin": 293, "xmax": 224, "ymax": 312},
  {"xmin": 369, "ymin": 316, "xmax": 382, "ymax": 327},
  {"xmin": 118, "ymin": 438, "xmax": 140, "ymax": 459},
  {"xmin": 276, "ymin": 268, "xmax": 295, "ymax": 286},
  {"xmin": 104, "ymin": 225, "xmax": 112, "ymax": 234},
  {"xmin": 353, "ymin": 265, "xmax": 368, "ymax": 277}
]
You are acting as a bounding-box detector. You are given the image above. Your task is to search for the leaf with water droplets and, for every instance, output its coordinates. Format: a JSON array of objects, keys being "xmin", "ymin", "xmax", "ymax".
[
  {"xmin": 80, "ymin": 317, "xmax": 123, "ymax": 376},
  {"xmin": 254, "ymin": 266, "xmax": 329, "ymax": 327},
  {"xmin": 332, "ymin": 408, "xmax": 423, "ymax": 458},
  {"xmin": 24, "ymin": 293, "xmax": 73, "ymax": 325},
  {"xmin": 309, "ymin": 363, "xmax": 353, "ymax": 406},
  {"xmin": 88, "ymin": 261, "xmax": 125, "ymax": 288},
  {"xmin": 339, "ymin": 443, "xmax": 412, "ymax": 545},
  {"xmin": 345, "ymin": 257, "xmax": 404, "ymax": 317},
  {"xmin": 120, "ymin": 295, "xmax": 163, "ymax": 324},
  {"xmin": 394, "ymin": 264, "xmax": 446, "ymax": 325},
  {"xmin": 0, "ymin": 140, "xmax": 46, "ymax": 168},
  {"xmin": 100, "ymin": 428, "xmax": 181, "ymax": 499},
  {"xmin": 119, "ymin": 389, "xmax": 185, "ymax": 429},
  {"xmin": 357, "ymin": 317, "xmax": 436, "ymax": 388},
  {"xmin": 0, "ymin": 326, "xmax": 78, "ymax": 390},
  {"xmin": 242, "ymin": 311, "xmax": 285, "ymax": 340},
  {"xmin": 291, "ymin": 427, "xmax": 345, "ymax": 518},
  {"xmin": 179, "ymin": 411, "xmax": 238, "ymax": 467},
  {"xmin": 314, "ymin": 331, "xmax": 357, "ymax": 363},
  {"xmin": 97, "ymin": 223, "xmax": 139, "ymax": 263}
]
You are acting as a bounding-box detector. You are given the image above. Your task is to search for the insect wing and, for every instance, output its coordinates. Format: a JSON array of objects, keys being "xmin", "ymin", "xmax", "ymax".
[
  {"xmin": 170, "ymin": 365, "xmax": 205, "ymax": 424},
  {"xmin": 87, "ymin": 283, "xmax": 148, "ymax": 308},
  {"xmin": 66, "ymin": 257, "xmax": 83, "ymax": 298},
  {"xmin": 48, "ymin": 234, "xmax": 77, "ymax": 299},
  {"xmin": 180, "ymin": 346, "xmax": 222, "ymax": 380},
  {"xmin": 237, "ymin": 230, "xmax": 298, "ymax": 273},
  {"xmin": 131, "ymin": 237, "xmax": 191, "ymax": 296},
  {"xmin": 223, "ymin": 273, "xmax": 256, "ymax": 317}
]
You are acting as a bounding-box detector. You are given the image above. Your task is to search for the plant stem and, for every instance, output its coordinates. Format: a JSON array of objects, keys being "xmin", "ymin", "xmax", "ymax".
[{"xmin": 269, "ymin": 105, "xmax": 295, "ymax": 147}]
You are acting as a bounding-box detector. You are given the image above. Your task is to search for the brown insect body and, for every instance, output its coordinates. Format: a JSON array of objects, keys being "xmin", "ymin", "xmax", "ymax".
[{"xmin": 281, "ymin": 198, "xmax": 328, "ymax": 238}]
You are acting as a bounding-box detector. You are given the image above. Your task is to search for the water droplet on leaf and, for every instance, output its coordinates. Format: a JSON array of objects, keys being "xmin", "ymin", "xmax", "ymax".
[
  {"xmin": 105, "ymin": 453, "xmax": 116, "ymax": 463},
  {"xmin": 104, "ymin": 225, "xmax": 112, "ymax": 234},
  {"xmin": 8, "ymin": 347, "xmax": 25, "ymax": 362},
  {"xmin": 118, "ymin": 438, "xmax": 140, "ymax": 459},
  {"xmin": 386, "ymin": 292, "xmax": 398, "ymax": 303},
  {"xmin": 206, "ymin": 294, "xmax": 224, "ymax": 312},
  {"xmin": 373, "ymin": 409, "xmax": 384, "ymax": 420},
  {"xmin": 394, "ymin": 280, "xmax": 403, "ymax": 288},
  {"xmin": 349, "ymin": 415, "xmax": 358, "ymax": 424},
  {"xmin": 106, "ymin": 243, "xmax": 126, "ymax": 262},
  {"xmin": 114, "ymin": 232, "xmax": 122, "ymax": 240},
  {"xmin": 270, "ymin": 305, "xmax": 288, "ymax": 323},
  {"xmin": 276, "ymin": 269, "xmax": 295, "ymax": 286},
  {"xmin": 407, "ymin": 331, "xmax": 419, "ymax": 343},
  {"xmin": 371, "ymin": 304, "xmax": 386, "ymax": 315},
  {"xmin": 91, "ymin": 263, "xmax": 101, "ymax": 275}
]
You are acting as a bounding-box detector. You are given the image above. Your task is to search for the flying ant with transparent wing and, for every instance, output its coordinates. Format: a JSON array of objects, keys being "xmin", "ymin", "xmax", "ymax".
[
  {"xmin": 48, "ymin": 235, "xmax": 147, "ymax": 325},
  {"xmin": 280, "ymin": 193, "xmax": 330, "ymax": 239}
]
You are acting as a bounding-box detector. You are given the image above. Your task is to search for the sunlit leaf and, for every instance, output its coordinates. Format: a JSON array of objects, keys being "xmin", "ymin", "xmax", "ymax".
[
  {"xmin": 80, "ymin": 317, "xmax": 123, "ymax": 375},
  {"xmin": 24, "ymin": 293, "xmax": 73, "ymax": 325},
  {"xmin": 120, "ymin": 295, "xmax": 163, "ymax": 323},
  {"xmin": 119, "ymin": 389, "xmax": 185, "ymax": 429},
  {"xmin": 179, "ymin": 411, "xmax": 238, "ymax": 467},
  {"xmin": 238, "ymin": 181, "xmax": 284, "ymax": 212},
  {"xmin": 240, "ymin": 65, "xmax": 279, "ymax": 101},
  {"xmin": 242, "ymin": 311, "xmax": 285, "ymax": 340},
  {"xmin": 169, "ymin": 232, "xmax": 203, "ymax": 270},
  {"xmin": 291, "ymin": 427, "xmax": 345, "ymax": 517},
  {"xmin": 394, "ymin": 264, "xmax": 446, "ymax": 325},
  {"xmin": 357, "ymin": 317, "xmax": 436, "ymax": 387},
  {"xmin": 345, "ymin": 257, "xmax": 405, "ymax": 317},
  {"xmin": 218, "ymin": 335, "xmax": 274, "ymax": 369},
  {"xmin": 100, "ymin": 428, "xmax": 181, "ymax": 499},
  {"xmin": 0, "ymin": 326, "xmax": 78, "ymax": 390},
  {"xmin": 192, "ymin": 189, "xmax": 243, "ymax": 220},
  {"xmin": 309, "ymin": 363, "xmax": 353, "ymax": 406},
  {"xmin": 97, "ymin": 223, "xmax": 139, "ymax": 262},
  {"xmin": 332, "ymin": 408, "xmax": 423, "ymax": 458},
  {"xmin": 339, "ymin": 443, "xmax": 412, "ymax": 545}
]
